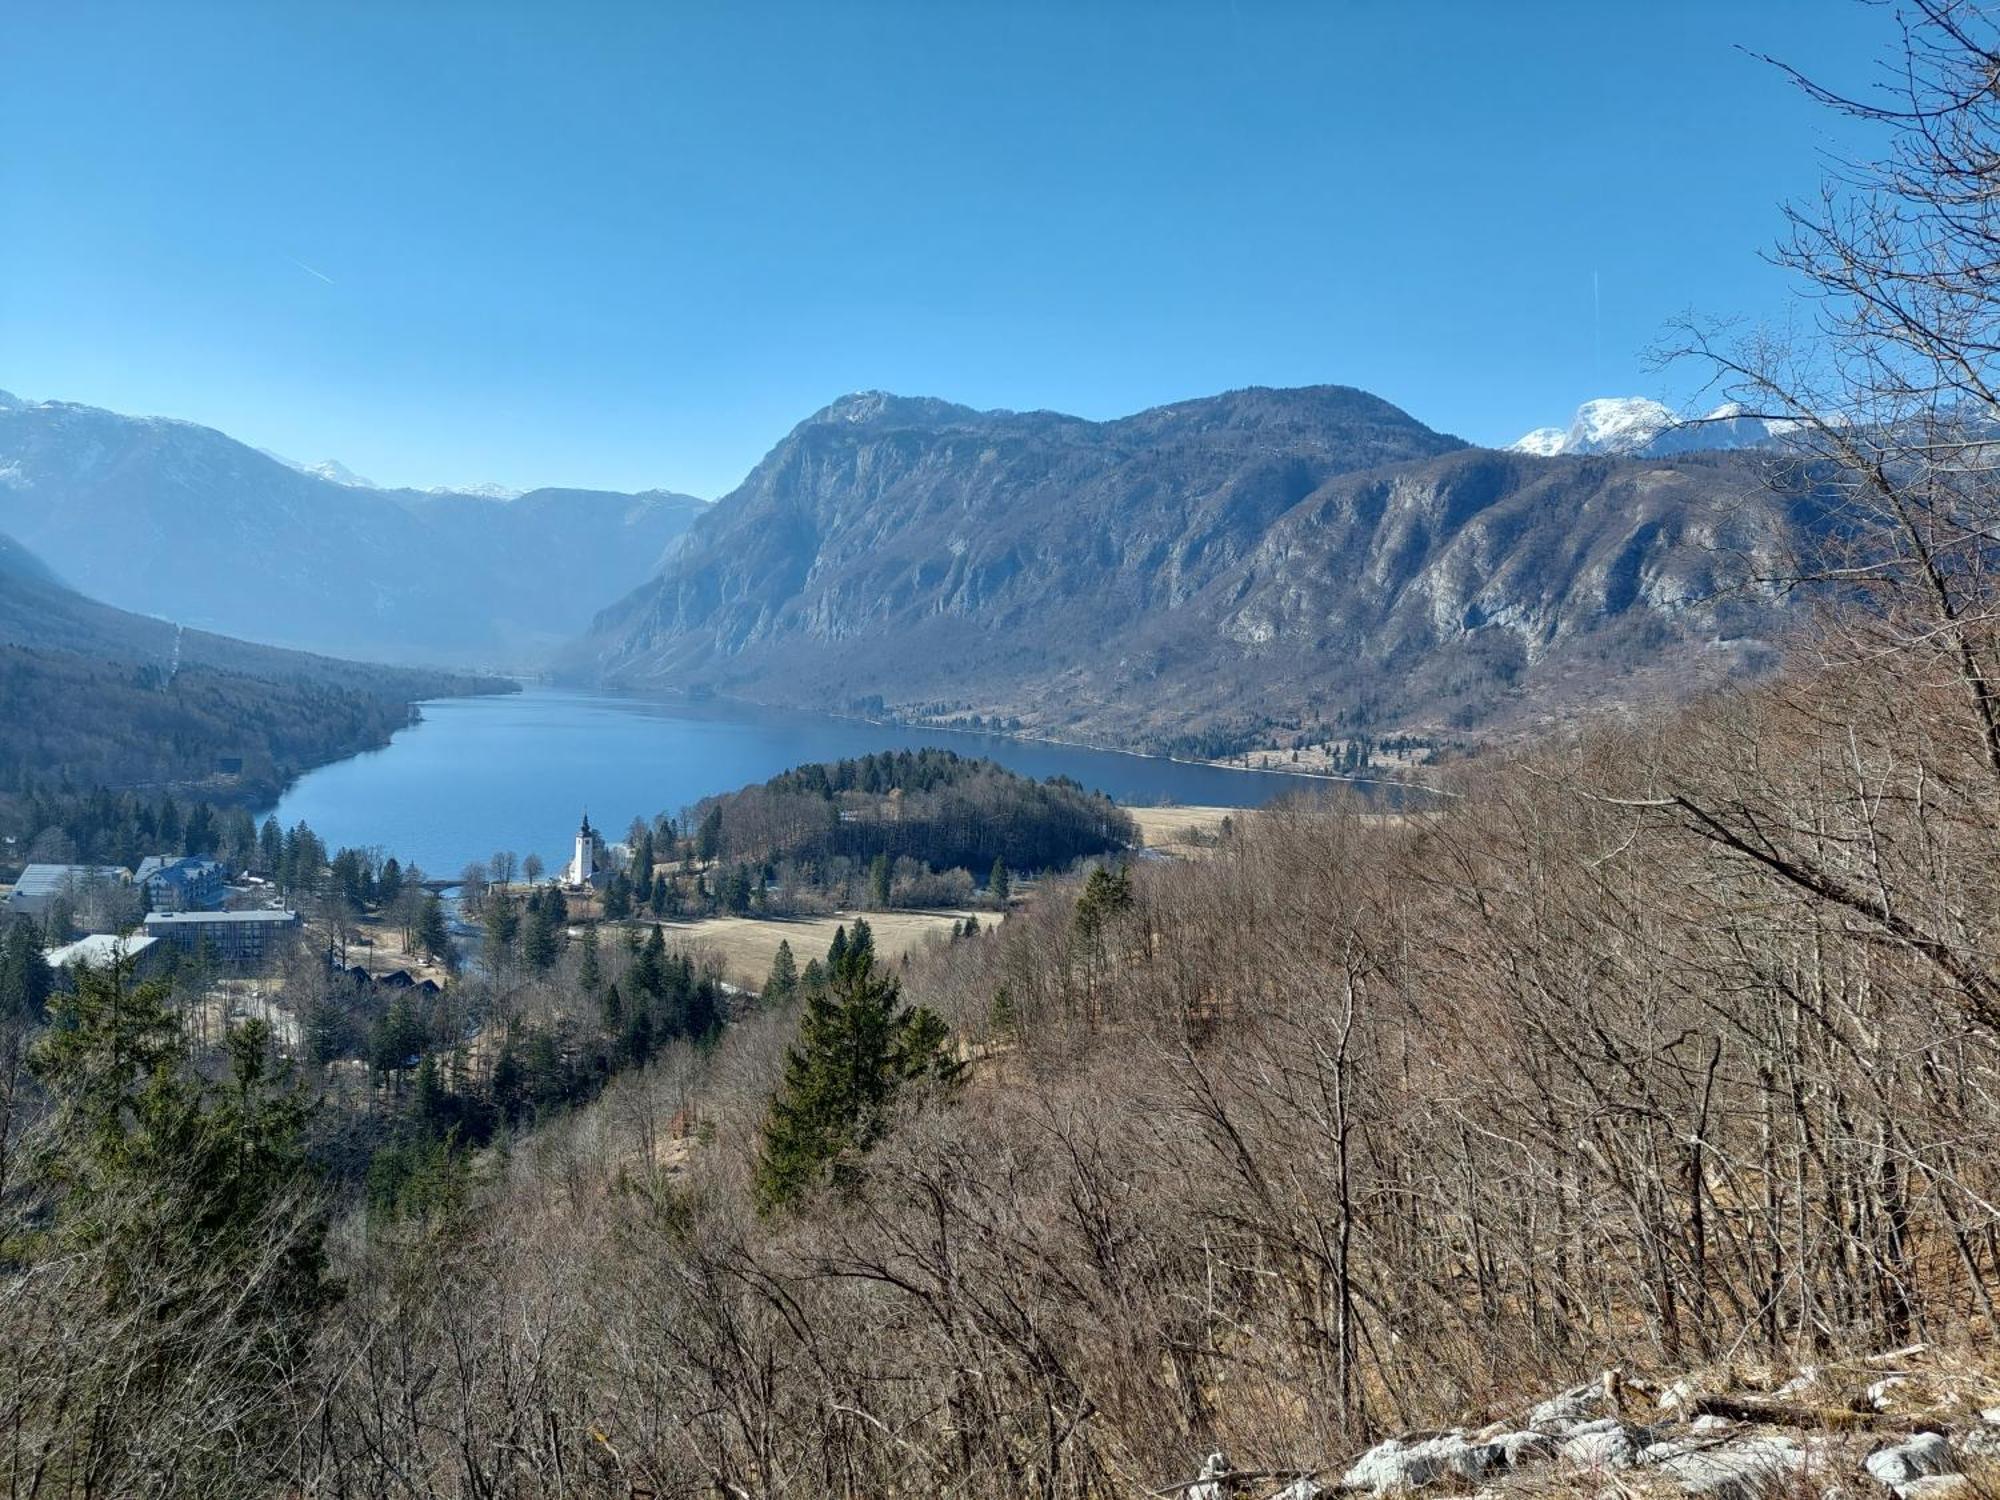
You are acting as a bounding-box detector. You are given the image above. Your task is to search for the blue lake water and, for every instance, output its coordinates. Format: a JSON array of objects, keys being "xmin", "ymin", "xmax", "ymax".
[{"xmin": 270, "ymin": 687, "xmax": 1318, "ymax": 877}]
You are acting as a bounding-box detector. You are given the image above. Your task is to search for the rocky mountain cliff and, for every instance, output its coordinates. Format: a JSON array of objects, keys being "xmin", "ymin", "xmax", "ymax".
[
  {"xmin": 0, "ymin": 394, "xmax": 706, "ymax": 668},
  {"xmin": 574, "ymin": 386, "xmax": 1809, "ymax": 747}
]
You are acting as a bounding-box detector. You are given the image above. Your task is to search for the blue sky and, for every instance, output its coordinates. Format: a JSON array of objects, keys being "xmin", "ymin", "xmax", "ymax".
[{"xmin": 3, "ymin": 2, "xmax": 1888, "ymax": 497}]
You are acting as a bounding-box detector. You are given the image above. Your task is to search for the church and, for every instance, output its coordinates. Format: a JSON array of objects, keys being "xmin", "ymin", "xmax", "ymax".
[{"xmin": 564, "ymin": 812, "xmax": 600, "ymax": 888}]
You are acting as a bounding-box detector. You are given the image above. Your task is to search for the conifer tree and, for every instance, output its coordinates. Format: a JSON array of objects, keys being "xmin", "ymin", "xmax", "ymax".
[
  {"xmin": 754, "ymin": 947, "xmax": 962, "ymax": 1213},
  {"xmin": 416, "ymin": 892, "xmax": 456, "ymax": 970},
  {"xmin": 761, "ymin": 939, "xmax": 799, "ymax": 1007},
  {"xmin": 29, "ymin": 971, "xmax": 328, "ymax": 1385},
  {"xmin": 0, "ymin": 920, "xmax": 52, "ymax": 1022},
  {"xmin": 989, "ymin": 857, "xmax": 1010, "ymax": 907},
  {"xmin": 869, "ymin": 852, "xmax": 893, "ymax": 908},
  {"xmin": 578, "ymin": 923, "xmax": 602, "ymax": 991}
]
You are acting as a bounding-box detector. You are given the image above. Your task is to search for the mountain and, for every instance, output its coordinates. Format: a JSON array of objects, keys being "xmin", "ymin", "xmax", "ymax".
[
  {"xmin": 0, "ymin": 530, "xmax": 509, "ymax": 801},
  {"xmin": 573, "ymin": 385, "xmax": 1808, "ymax": 747},
  {"xmin": 1510, "ymin": 397, "xmax": 1794, "ymax": 457},
  {"xmin": 0, "ymin": 393, "xmax": 707, "ymax": 668}
]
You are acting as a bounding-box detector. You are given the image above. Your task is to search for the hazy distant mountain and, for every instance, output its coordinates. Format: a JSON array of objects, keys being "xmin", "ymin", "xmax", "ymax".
[
  {"xmin": 0, "ymin": 528, "xmax": 501, "ymax": 698},
  {"xmin": 0, "ymin": 393, "xmax": 706, "ymax": 668},
  {"xmin": 1511, "ymin": 397, "xmax": 1794, "ymax": 457},
  {"xmin": 574, "ymin": 385, "xmax": 1807, "ymax": 745}
]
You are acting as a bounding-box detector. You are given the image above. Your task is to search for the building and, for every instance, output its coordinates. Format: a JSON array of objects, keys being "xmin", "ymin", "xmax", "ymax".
[
  {"xmin": 143, "ymin": 908, "xmax": 300, "ymax": 965},
  {"xmin": 3, "ymin": 864, "xmax": 133, "ymax": 922},
  {"xmin": 565, "ymin": 812, "xmax": 598, "ymax": 887},
  {"xmin": 45, "ymin": 933, "xmax": 168, "ymax": 985},
  {"xmin": 135, "ymin": 855, "xmax": 227, "ymax": 911}
]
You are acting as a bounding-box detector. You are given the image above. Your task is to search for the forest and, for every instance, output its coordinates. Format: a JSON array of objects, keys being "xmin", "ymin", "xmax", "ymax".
[
  {"xmin": 0, "ymin": 643, "xmax": 501, "ymax": 807},
  {"xmin": 690, "ymin": 748, "xmax": 1136, "ymax": 891}
]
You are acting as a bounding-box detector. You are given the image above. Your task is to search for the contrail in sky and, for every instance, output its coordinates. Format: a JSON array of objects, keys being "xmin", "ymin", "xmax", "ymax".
[{"xmin": 288, "ymin": 256, "xmax": 335, "ymax": 285}]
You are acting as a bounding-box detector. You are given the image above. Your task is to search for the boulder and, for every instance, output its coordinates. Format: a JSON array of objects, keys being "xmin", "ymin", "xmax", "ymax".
[
  {"xmin": 1187, "ymin": 1450, "xmax": 1231, "ymax": 1500},
  {"xmin": 1693, "ymin": 1415, "xmax": 1734, "ymax": 1434},
  {"xmin": 1339, "ymin": 1434, "xmax": 1506, "ymax": 1493},
  {"xmin": 1864, "ymin": 1434, "xmax": 1955, "ymax": 1490},
  {"xmin": 1531, "ymin": 1386, "xmax": 1609, "ymax": 1434},
  {"xmin": 1558, "ymin": 1423, "xmax": 1644, "ymax": 1471},
  {"xmin": 1497, "ymin": 1431, "xmax": 1556, "ymax": 1467},
  {"xmin": 1894, "ymin": 1479, "xmax": 1971, "ymax": 1500},
  {"xmin": 1654, "ymin": 1436, "xmax": 1805, "ymax": 1500}
]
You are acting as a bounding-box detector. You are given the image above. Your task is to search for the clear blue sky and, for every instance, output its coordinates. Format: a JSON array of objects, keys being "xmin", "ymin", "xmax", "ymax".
[{"xmin": 2, "ymin": 2, "xmax": 1889, "ymax": 497}]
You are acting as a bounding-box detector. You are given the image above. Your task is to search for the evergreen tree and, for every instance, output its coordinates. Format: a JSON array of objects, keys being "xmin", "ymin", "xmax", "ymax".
[
  {"xmin": 29, "ymin": 972, "xmax": 328, "ymax": 1389},
  {"xmin": 258, "ymin": 815, "xmax": 284, "ymax": 875},
  {"xmin": 578, "ymin": 923, "xmax": 602, "ymax": 991},
  {"xmin": 989, "ymin": 858, "xmax": 1011, "ymax": 907},
  {"xmin": 377, "ymin": 855, "xmax": 404, "ymax": 907},
  {"xmin": 761, "ymin": 939, "xmax": 799, "ymax": 1007},
  {"xmin": 484, "ymin": 895, "xmax": 520, "ymax": 957},
  {"xmin": 0, "ymin": 920, "xmax": 53, "ymax": 1022},
  {"xmin": 696, "ymin": 805, "xmax": 724, "ymax": 863},
  {"xmin": 754, "ymin": 948, "xmax": 962, "ymax": 1213},
  {"xmin": 869, "ymin": 851, "xmax": 893, "ymax": 908},
  {"xmin": 601, "ymin": 981, "xmax": 625, "ymax": 1032},
  {"xmin": 416, "ymin": 893, "xmax": 456, "ymax": 970}
]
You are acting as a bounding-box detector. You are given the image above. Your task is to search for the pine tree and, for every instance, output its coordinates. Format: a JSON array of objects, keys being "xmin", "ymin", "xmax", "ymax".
[
  {"xmin": 578, "ymin": 923, "xmax": 602, "ymax": 991},
  {"xmin": 754, "ymin": 948, "xmax": 962, "ymax": 1213},
  {"xmin": 761, "ymin": 939, "xmax": 799, "ymax": 1007},
  {"xmin": 29, "ymin": 970, "xmax": 328, "ymax": 1381},
  {"xmin": 416, "ymin": 893, "xmax": 456, "ymax": 970},
  {"xmin": 869, "ymin": 851, "xmax": 893, "ymax": 908},
  {"xmin": 0, "ymin": 920, "xmax": 52, "ymax": 1022},
  {"xmin": 989, "ymin": 858, "xmax": 1011, "ymax": 907}
]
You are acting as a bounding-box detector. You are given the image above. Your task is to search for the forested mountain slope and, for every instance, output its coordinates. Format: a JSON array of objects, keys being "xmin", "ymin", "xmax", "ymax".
[
  {"xmin": 0, "ymin": 533, "xmax": 508, "ymax": 801},
  {"xmin": 576, "ymin": 386, "xmax": 1809, "ymax": 745},
  {"xmin": 0, "ymin": 392, "xmax": 706, "ymax": 667}
]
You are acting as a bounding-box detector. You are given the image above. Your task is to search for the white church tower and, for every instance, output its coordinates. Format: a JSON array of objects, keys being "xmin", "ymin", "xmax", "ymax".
[{"xmin": 565, "ymin": 811, "xmax": 597, "ymax": 887}]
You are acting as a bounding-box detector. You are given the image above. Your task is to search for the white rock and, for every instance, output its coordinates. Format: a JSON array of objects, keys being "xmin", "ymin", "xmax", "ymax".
[
  {"xmin": 1498, "ymin": 1431, "xmax": 1556, "ymax": 1467},
  {"xmin": 1531, "ymin": 1386, "xmax": 1608, "ymax": 1434},
  {"xmin": 1894, "ymin": 1478, "xmax": 1970, "ymax": 1500},
  {"xmin": 1188, "ymin": 1450, "xmax": 1231, "ymax": 1500},
  {"xmin": 1693, "ymin": 1415, "xmax": 1734, "ymax": 1434},
  {"xmin": 1272, "ymin": 1480, "xmax": 1324, "ymax": 1500},
  {"xmin": 1341, "ymin": 1434, "xmax": 1506, "ymax": 1493},
  {"xmin": 1867, "ymin": 1378, "xmax": 1910, "ymax": 1412},
  {"xmin": 1979, "ymin": 1407, "xmax": 2000, "ymax": 1425},
  {"xmin": 1776, "ymin": 1367, "xmax": 1821, "ymax": 1397},
  {"xmin": 1559, "ymin": 1425, "xmax": 1642, "ymax": 1471},
  {"xmin": 1656, "ymin": 1436, "xmax": 1804, "ymax": 1500},
  {"xmin": 1864, "ymin": 1433, "xmax": 1954, "ymax": 1488}
]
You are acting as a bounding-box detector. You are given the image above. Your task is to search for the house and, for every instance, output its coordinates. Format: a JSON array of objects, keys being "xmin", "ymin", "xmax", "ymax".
[
  {"xmin": 4, "ymin": 864, "xmax": 133, "ymax": 923},
  {"xmin": 143, "ymin": 908, "xmax": 300, "ymax": 965},
  {"xmin": 45, "ymin": 933, "xmax": 168, "ymax": 985},
  {"xmin": 135, "ymin": 855, "xmax": 227, "ymax": 912}
]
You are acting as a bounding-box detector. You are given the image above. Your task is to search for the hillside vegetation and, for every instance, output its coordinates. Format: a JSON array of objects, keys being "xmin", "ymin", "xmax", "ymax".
[
  {"xmin": 0, "ymin": 532, "xmax": 509, "ymax": 804},
  {"xmin": 696, "ymin": 748, "xmax": 1135, "ymax": 880}
]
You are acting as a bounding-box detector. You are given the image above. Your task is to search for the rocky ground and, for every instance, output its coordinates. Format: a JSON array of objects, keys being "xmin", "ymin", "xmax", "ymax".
[{"xmin": 1172, "ymin": 1349, "xmax": 2000, "ymax": 1500}]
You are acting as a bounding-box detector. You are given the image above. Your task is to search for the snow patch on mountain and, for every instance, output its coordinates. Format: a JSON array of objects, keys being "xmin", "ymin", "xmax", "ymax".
[
  {"xmin": 1510, "ymin": 398, "xmax": 1791, "ymax": 457},
  {"xmin": 429, "ymin": 482, "xmax": 525, "ymax": 501}
]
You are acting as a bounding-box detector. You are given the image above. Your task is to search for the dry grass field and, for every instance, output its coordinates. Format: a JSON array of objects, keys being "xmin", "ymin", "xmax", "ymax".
[
  {"xmin": 648, "ymin": 908, "xmax": 990, "ymax": 990},
  {"xmin": 1124, "ymin": 804, "xmax": 1239, "ymax": 857}
]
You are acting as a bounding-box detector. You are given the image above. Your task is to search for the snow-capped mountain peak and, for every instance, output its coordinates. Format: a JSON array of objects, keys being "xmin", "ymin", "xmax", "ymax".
[
  {"xmin": 1509, "ymin": 397, "xmax": 1789, "ymax": 458},
  {"xmin": 301, "ymin": 458, "xmax": 378, "ymax": 489},
  {"xmin": 429, "ymin": 481, "xmax": 525, "ymax": 501}
]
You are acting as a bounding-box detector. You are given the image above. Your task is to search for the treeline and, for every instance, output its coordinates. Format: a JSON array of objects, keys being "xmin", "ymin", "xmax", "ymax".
[
  {"xmin": 0, "ymin": 645, "xmax": 430, "ymax": 804},
  {"xmin": 696, "ymin": 748, "xmax": 1134, "ymax": 886}
]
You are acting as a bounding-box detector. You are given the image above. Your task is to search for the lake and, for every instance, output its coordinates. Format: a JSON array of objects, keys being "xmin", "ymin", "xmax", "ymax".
[{"xmin": 270, "ymin": 687, "xmax": 1322, "ymax": 876}]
